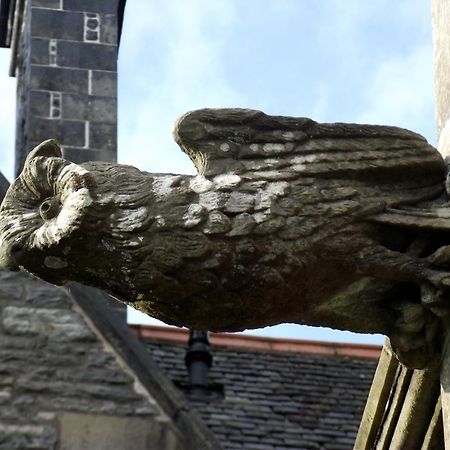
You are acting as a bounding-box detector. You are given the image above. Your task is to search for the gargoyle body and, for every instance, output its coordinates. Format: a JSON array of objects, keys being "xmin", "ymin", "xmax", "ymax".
[{"xmin": 1, "ymin": 108, "xmax": 450, "ymax": 368}]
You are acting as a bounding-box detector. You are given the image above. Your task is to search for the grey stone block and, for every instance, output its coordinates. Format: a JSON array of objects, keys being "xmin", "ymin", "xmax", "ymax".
[
  {"xmin": 0, "ymin": 423, "xmax": 57, "ymax": 450},
  {"xmin": 91, "ymin": 70, "xmax": 116, "ymax": 96},
  {"xmin": 30, "ymin": 65, "xmax": 89, "ymax": 94},
  {"xmin": 57, "ymin": 41, "xmax": 117, "ymax": 71},
  {"xmin": 24, "ymin": 280, "xmax": 71, "ymax": 308},
  {"xmin": 30, "ymin": 38, "xmax": 49, "ymax": 65},
  {"xmin": 89, "ymin": 121, "xmax": 116, "ymax": 151},
  {"xmin": 31, "ymin": 0, "xmax": 61, "ymax": 7},
  {"xmin": 62, "ymin": 0, "xmax": 119, "ymax": 14},
  {"xmin": 0, "ymin": 278, "xmax": 25, "ymax": 301},
  {"xmin": 2, "ymin": 306, "xmax": 96, "ymax": 341},
  {"xmin": 31, "ymin": 8, "xmax": 84, "ymax": 41},
  {"xmin": 62, "ymin": 93, "xmax": 116, "ymax": 122},
  {"xmin": 62, "ymin": 147, "xmax": 116, "ymax": 163},
  {"xmin": 29, "ymin": 90, "xmax": 50, "ymax": 117},
  {"xmin": 27, "ymin": 116, "xmax": 86, "ymax": 147},
  {"xmin": 59, "ymin": 413, "xmax": 181, "ymax": 450},
  {"xmin": 101, "ymin": 14, "xmax": 118, "ymax": 45}
]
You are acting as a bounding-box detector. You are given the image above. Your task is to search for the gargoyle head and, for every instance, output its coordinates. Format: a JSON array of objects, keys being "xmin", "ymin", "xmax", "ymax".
[{"xmin": 0, "ymin": 140, "xmax": 96, "ymax": 283}]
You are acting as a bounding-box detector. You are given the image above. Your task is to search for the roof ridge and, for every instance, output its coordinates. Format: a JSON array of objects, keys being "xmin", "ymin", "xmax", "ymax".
[{"xmin": 130, "ymin": 324, "xmax": 382, "ymax": 360}]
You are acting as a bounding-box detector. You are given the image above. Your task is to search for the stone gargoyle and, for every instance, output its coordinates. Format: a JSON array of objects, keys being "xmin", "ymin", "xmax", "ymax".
[{"xmin": 1, "ymin": 108, "xmax": 450, "ymax": 368}]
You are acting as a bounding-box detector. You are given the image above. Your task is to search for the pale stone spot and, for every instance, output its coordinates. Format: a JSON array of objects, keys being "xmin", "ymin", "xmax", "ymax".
[
  {"xmin": 203, "ymin": 211, "xmax": 232, "ymax": 235},
  {"xmin": 199, "ymin": 191, "xmax": 228, "ymax": 211},
  {"xmin": 220, "ymin": 143, "xmax": 230, "ymax": 152},
  {"xmin": 154, "ymin": 215, "xmax": 166, "ymax": 228},
  {"xmin": 267, "ymin": 181, "xmax": 290, "ymax": 196},
  {"xmin": 213, "ymin": 174, "xmax": 241, "ymax": 190},
  {"xmin": 253, "ymin": 210, "xmax": 271, "ymax": 224},
  {"xmin": 291, "ymin": 154, "xmax": 318, "ymax": 164},
  {"xmin": 183, "ymin": 204, "xmax": 207, "ymax": 228},
  {"xmin": 22, "ymin": 212, "xmax": 39, "ymax": 220},
  {"xmin": 243, "ymin": 158, "xmax": 282, "ymax": 171},
  {"xmin": 263, "ymin": 143, "xmax": 285, "ymax": 153},
  {"xmin": 190, "ymin": 175, "xmax": 214, "ymax": 193},
  {"xmin": 282, "ymin": 131, "xmax": 295, "ymax": 140},
  {"xmin": 152, "ymin": 176, "xmax": 182, "ymax": 199},
  {"xmin": 115, "ymin": 206, "xmax": 148, "ymax": 232},
  {"xmin": 254, "ymin": 181, "xmax": 289, "ymax": 210},
  {"xmin": 44, "ymin": 256, "xmax": 68, "ymax": 269},
  {"xmin": 250, "ymin": 144, "xmax": 259, "ymax": 152},
  {"xmin": 255, "ymin": 191, "xmax": 273, "ymax": 210}
]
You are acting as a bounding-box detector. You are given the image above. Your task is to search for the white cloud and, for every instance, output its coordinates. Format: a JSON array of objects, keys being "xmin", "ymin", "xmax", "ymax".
[
  {"xmin": 118, "ymin": 0, "xmax": 244, "ymax": 175},
  {"xmin": 358, "ymin": 43, "xmax": 435, "ymax": 142}
]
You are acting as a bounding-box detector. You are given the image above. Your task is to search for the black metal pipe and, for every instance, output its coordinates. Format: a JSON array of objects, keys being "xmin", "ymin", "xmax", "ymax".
[{"xmin": 185, "ymin": 330, "xmax": 212, "ymax": 395}]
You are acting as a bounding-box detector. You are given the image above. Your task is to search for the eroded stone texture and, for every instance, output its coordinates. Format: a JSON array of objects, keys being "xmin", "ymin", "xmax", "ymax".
[
  {"xmin": 1, "ymin": 108, "xmax": 450, "ymax": 369},
  {"xmin": 0, "ymin": 269, "xmax": 182, "ymax": 450}
]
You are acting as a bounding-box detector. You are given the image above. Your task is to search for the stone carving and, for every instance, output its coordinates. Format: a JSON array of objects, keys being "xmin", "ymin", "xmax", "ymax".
[{"xmin": 1, "ymin": 108, "xmax": 449, "ymax": 369}]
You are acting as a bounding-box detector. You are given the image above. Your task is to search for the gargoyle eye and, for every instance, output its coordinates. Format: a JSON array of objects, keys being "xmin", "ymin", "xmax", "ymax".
[{"xmin": 39, "ymin": 197, "xmax": 61, "ymax": 221}]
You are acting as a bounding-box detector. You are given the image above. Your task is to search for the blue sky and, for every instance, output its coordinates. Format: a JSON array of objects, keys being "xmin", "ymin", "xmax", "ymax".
[{"xmin": 0, "ymin": 1, "xmax": 436, "ymax": 344}]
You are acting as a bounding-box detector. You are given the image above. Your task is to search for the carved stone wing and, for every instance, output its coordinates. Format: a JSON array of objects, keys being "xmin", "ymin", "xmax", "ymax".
[{"xmin": 174, "ymin": 108, "xmax": 445, "ymax": 235}]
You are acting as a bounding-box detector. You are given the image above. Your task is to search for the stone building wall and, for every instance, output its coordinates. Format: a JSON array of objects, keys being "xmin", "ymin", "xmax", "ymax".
[
  {"xmin": 12, "ymin": 0, "xmax": 120, "ymax": 175},
  {"xmin": 0, "ymin": 268, "xmax": 183, "ymax": 449},
  {"xmin": 0, "ymin": 3, "xmax": 220, "ymax": 449},
  {"xmin": 5, "ymin": 0, "xmax": 126, "ymax": 318}
]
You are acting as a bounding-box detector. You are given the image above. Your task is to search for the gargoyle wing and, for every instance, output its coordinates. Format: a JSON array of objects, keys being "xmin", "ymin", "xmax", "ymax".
[{"xmin": 174, "ymin": 108, "xmax": 445, "ymax": 237}]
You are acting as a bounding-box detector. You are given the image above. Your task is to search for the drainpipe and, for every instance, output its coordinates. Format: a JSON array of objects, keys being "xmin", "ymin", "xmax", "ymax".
[{"xmin": 185, "ymin": 330, "xmax": 213, "ymax": 396}]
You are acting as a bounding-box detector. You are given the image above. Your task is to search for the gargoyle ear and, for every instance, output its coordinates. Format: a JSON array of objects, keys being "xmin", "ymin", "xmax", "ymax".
[{"xmin": 25, "ymin": 139, "xmax": 62, "ymax": 164}]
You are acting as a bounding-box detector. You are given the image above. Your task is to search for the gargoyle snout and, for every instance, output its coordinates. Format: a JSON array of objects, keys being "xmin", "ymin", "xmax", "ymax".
[{"xmin": 0, "ymin": 241, "xmax": 22, "ymax": 272}]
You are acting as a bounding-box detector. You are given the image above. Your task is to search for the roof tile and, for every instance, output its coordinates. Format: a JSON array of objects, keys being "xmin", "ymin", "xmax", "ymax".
[{"xmin": 141, "ymin": 336, "xmax": 378, "ymax": 449}]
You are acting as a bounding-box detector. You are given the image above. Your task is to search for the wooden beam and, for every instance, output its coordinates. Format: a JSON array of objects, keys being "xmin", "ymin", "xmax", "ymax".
[
  {"xmin": 440, "ymin": 325, "xmax": 450, "ymax": 448},
  {"xmin": 354, "ymin": 342, "xmax": 400, "ymax": 449}
]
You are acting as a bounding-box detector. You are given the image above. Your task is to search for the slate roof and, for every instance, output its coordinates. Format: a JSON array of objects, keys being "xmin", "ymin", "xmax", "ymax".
[{"xmin": 135, "ymin": 326, "xmax": 380, "ymax": 450}]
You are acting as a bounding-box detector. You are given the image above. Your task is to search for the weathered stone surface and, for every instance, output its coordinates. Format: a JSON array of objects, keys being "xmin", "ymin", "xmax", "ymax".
[
  {"xmin": 91, "ymin": 70, "xmax": 117, "ymax": 97},
  {"xmin": 224, "ymin": 191, "xmax": 255, "ymax": 213},
  {"xmin": 1, "ymin": 108, "xmax": 449, "ymax": 369},
  {"xmin": 59, "ymin": 412, "xmax": 182, "ymax": 450},
  {"xmin": 203, "ymin": 211, "xmax": 232, "ymax": 235},
  {"xmin": 0, "ymin": 423, "xmax": 57, "ymax": 450},
  {"xmin": 0, "ymin": 268, "xmax": 182, "ymax": 450},
  {"xmin": 30, "ymin": 65, "xmax": 89, "ymax": 94},
  {"xmin": 183, "ymin": 204, "xmax": 207, "ymax": 228},
  {"xmin": 31, "ymin": 8, "xmax": 84, "ymax": 41},
  {"xmin": 57, "ymin": 41, "xmax": 117, "ymax": 71},
  {"xmin": 2, "ymin": 306, "xmax": 96, "ymax": 341},
  {"xmin": 227, "ymin": 213, "xmax": 256, "ymax": 236}
]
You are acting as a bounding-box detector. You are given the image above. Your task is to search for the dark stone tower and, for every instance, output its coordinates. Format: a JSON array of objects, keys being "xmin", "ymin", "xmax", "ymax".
[
  {"xmin": 0, "ymin": 0, "xmax": 127, "ymax": 319},
  {"xmin": 0, "ymin": 0, "xmax": 125, "ymax": 175}
]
